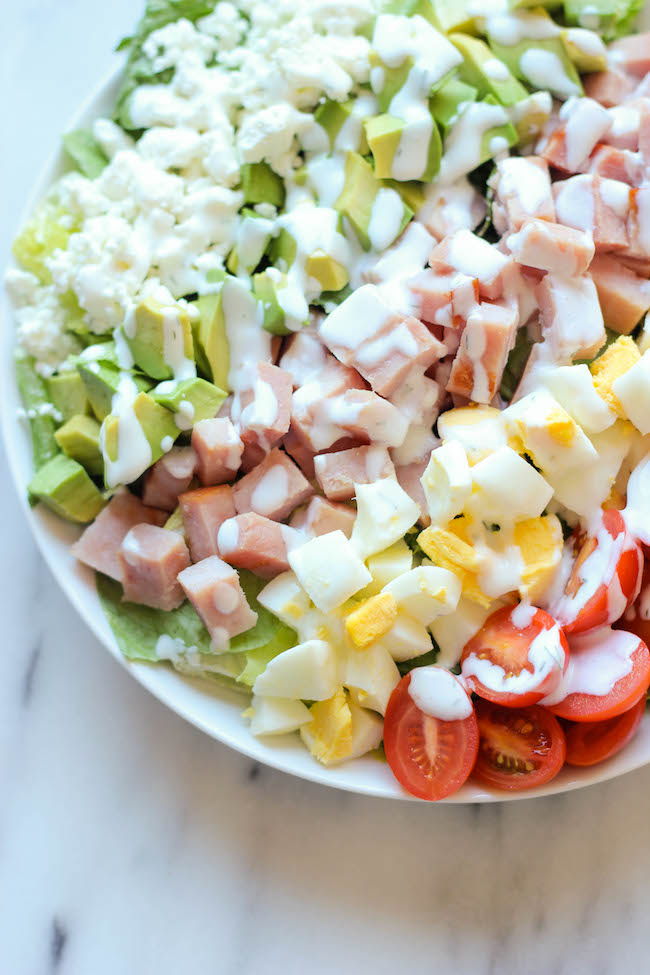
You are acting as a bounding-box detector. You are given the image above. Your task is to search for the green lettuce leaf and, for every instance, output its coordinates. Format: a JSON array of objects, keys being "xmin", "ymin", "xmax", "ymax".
[
  {"xmin": 12, "ymin": 199, "xmax": 76, "ymax": 284},
  {"xmin": 500, "ymin": 327, "xmax": 534, "ymax": 403},
  {"xmin": 15, "ymin": 353, "xmax": 60, "ymax": 471},
  {"xmin": 230, "ymin": 570, "xmax": 297, "ymax": 654},
  {"xmin": 62, "ymin": 130, "xmax": 109, "ymax": 179},
  {"xmin": 604, "ymin": 0, "xmax": 644, "ymax": 40}
]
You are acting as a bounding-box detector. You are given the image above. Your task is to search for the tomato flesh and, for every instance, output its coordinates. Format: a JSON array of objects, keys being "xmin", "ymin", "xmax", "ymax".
[
  {"xmin": 564, "ymin": 698, "xmax": 646, "ymax": 767},
  {"xmin": 461, "ymin": 605, "xmax": 569, "ymax": 708},
  {"xmin": 384, "ymin": 672, "xmax": 478, "ymax": 801},
  {"xmin": 472, "ymin": 699, "xmax": 566, "ymax": 791},
  {"xmin": 615, "ymin": 561, "xmax": 650, "ymax": 646}
]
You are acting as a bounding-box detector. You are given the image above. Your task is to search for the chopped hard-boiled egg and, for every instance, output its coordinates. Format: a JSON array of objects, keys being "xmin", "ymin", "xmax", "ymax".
[
  {"xmin": 252, "ymin": 639, "xmax": 340, "ymax": 700},
  {"xmin": 289, "ymin": 531, "xmax": 371, "ymax": 613},
  {"xmin": 612, "ymin": 350, "xmax": 650, "ymax": 435},
  {"xmin": 420, "ymin": 440, "xmax": 472, "ymax": 526},
  {"xmin": 540, "ymin": 363, "xmax": 616, "ymax": 434},
  {"xmin": 382, "ymin": 566, "xmax": 461, "ymax": 626},
  {"xmin": 590, "ymin": 336, "xmax": 641, "ymax": 416},
  {"xmin": 513, "ymin": 514, "xmax": 563, "ymax": 601},
  {"xmin": 465, "ymin": 446, "xmax": 554, "ymax": 524},
  {"xmin": 418, "ymin": 519, "xmax": 492, "ymax": 608},
  {"xmin": 345, "ymin": 592, "xmax": 398, "ymax": 649},
  {"xmin": 257, "ymin": 571, "xmax": 312, "ymax": 629},
  {"xmin": 343, "ymin": 643, "xmax": 401, "ymax": 715},
  {"xmin": 437, "ymin": 405, "xmax": 507, "ymax": 464},
  {"xmin": 350, "ymin": 478, "xmax": 420, "ymax": 560},
  {"xmin": 358, "ymin": 540, "xmax": 414, "ymax": 598},
  {"xmin": 502, "ymin": 389, "xmax": 598, "ymax": 475},
  {"xmin": 550, "ymin": 420, "xmax": 635, "ymax": 518},
  {"xmin": 377, "ymin": 613, "xmax": 433, "ymax": 662},
  {"xmin": 300, "ymin": 688, "xmax": 383, "ymax": 766},
  {"xmin": 249, "ymin": 695, "xmax": 313, "ymax": 736},
  {"xmin": 430, "ymin": 597, "xmax": 501, "ymax": 670}
]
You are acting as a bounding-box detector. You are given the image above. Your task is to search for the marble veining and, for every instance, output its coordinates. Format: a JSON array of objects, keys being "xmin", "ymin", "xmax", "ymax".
[{"xmin": 3, "ymin": 4, "xmax": 650, "ymax": 974}]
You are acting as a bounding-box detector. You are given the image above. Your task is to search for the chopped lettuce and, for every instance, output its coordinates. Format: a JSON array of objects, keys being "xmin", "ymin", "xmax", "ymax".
[
  {"xmin": 230, "ymin": 571, "xmax": 297, "ymax": 654},
  {"xmin": 12, "ymin": 199, "xmax": 76, "ymax": 284},
  {"xmin": 500, "ymin": 327, "xmax": 534, "ymax": 403},
  {"xmin": 62, "ymin": 130, "xmax": 109, "ymax": 179},
  {"xmin": 15, "ymin": 354, "xmax": 60, "ymax": 470}
]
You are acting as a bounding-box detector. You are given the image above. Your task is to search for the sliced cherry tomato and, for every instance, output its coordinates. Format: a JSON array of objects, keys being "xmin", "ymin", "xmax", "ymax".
[
  {"xmin": 614, "ymin": 561, "xmax": 650, "ymax": 646},
  {"xmin": 384, "ymin": 671, "xmax": 478, "ymax": 801},
  {"xmin": 547, "ymin": 627, "xmax": 650, "ymax": 722},
  {"xmin": 461, "ymin": 605, "xmax": 569, "ymax": 708},
  {"xmin": 547, "ymin": 510, "xmax": 643, "ymax": 635},
  {"xmin": 563, "ymin": 698, "xmax": 646, "ymax": 767},
  {"xmin": 472, "ymin": 699, "xmax": 566, "ymax": 791}
]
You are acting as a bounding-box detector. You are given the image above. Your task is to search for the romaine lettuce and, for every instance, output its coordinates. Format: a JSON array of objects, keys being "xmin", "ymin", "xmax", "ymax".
[{"xmin": 15, "ymin": 353, "xmax": 60, "ymax": 471}]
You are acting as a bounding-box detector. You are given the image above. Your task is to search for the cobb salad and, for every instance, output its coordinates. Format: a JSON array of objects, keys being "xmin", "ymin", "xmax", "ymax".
[{"xmin": 6, "ymin": 0, "xmax": 650, "ymax": 800}]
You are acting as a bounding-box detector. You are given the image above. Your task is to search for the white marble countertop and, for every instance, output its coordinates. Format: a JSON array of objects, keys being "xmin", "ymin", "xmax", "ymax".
[{"xmin": 3, "ymin": 5, "xmax": 650, "ymax": 973}]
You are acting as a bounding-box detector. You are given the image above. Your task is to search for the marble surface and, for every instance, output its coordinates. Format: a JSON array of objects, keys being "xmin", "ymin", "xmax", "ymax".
[{"xmin": 3, "ymin": 4, "xmax": 650, "ymax": 973}]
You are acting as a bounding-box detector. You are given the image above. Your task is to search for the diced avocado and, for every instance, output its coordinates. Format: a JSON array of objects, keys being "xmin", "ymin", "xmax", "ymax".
[
  {"xmin": 55, "ymin": 414, "xmax": 104, "ymax": 476},
  {"xmin": 47, "ymin": 372, "xmax": 90, "ymax": 421},
  {"xmin": 15, "ymin": 354, "xmax": 60, "ymax": 470},
  {"xmin": 561, "ymin": 27, "xmax": 608, "ymax": 72},
  {"xmin": 508, "ymin": 91, "xmax": 553, "ymax": 142},
  {"xmin": 252, "ymin": 269, "xmax": 310, "ymax": 336},
  {"xmin": 430, "ymin": 76, "xmax": 478, "ymax": 132},
  {"xmin": 28, "ymin": 454, "xmax": 105, "ymax": 523},
  {"xmin": 226, "ymin": 208, "xmax": 274, "ymax": 276},
  {"xmin": 381, "ymin": 0, "xmax": 476, "ymax": 35},
  {"xmin": 151, "ymin": 377, "xmax": 227, "ymax": 426},
  {"xmin": 564, "ymin": 0, "xmax": 643, "ymax": 41},
  {"xmin": 486, "ymin": 10, "xmax": 583, "ymax": 101},
  {"xmin": 240, "ymin": 162, "xmax": 285, "ymax": 209},
  {"xmin": 439, "ymin": 97, "xmax": 519, "ymax": 182},
  {"xmin": 509, "ymin": 0, "xmax": 562, "ymax": 8},
  {"xmin": 62, "ymin": 129, "xmax": 109, "ymax": 179},
  {"xmin": 364, "ymin": 111, "xmax": 442, "ymax": 181},
  {"xmin": 124, "ymin": 298, "xmax": 195, "ymax": 381},
  {"xmin": 191, "ymin": 293, "xmax": 230, "ymax": 391},
  {"xmin": 369, "ymin": 52, "xmax": 414, "ymax": 113},
  {"xmin": 450, "ymin": 33, "xmax": 528, "ymax": 105},
  {"xmin": 334, "ymin": 152, "xmax": 413, "ymax": 251},
  {"xmin": 314, "ymin": 99, "xmax": 369, "ymax": 154},
  {"xmin": 267, "ymin": 228, "xmax": 298, "ymax": 271},
  {"xmin": 383, "ymin": 180, "xmax": 426, "ymax": 212},
  {"xmin": 102, "ymin": 392, "xmax": 179, "ymax": 476},
  {"xmin": 77, "ymin": 361, "xmax": 151, "ymax": 422},
  {"xmin": 304, "ymin": 250, "xmax": 350, "ymax": 293}
]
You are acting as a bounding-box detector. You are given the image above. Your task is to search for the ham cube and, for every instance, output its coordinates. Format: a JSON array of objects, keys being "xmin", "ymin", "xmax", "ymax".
[
  {"xmin": 236, "ymin": 362, "xmax": 292, "ymax": 468},
  {"xmin": 279, "ymin": 330, "xmax": 329, "ymax": 388},
  {"xmin": 446, "ymin": 301, "xmax": 517, "ymax": 405},
  {"xmin": 417, "ymin": 179, "xmax": 487, "ymax": 241},
  {"xmin": 536, "ymin": 273, "xmax": 606, "ymax": 361},
  {"xmin": 490, "ymin": 156, "xmax": 555, "ymax": 234},
  {"xmin": 142, "ymin": 447, "xmax": 197, "ymax": 511},
  {"xmin": 179, "ymin": 485, "xmax": 236, "ymax": 562},
  {"xmin": 118, "ymin": 524, "xmax": 190, "ymax": 610},
  {"xmin": 191, "ymin": 418, "xmax": 242, "ymax": 486},
  {"xmin": 409, "ymin": 268, "xmax": 479, "ymax": 327},
  {"xmin": 627, "ymin": 185, "xmax": 650, "ymax": 259},
  {"xmin": 217, "ymin": 512, "xmax": 297, "ymax": 578},
  {"xmin": 282, "ymin": 424, "xmax": 318, "ymax": 479},
  {"xmin": 351, "ymin": 316, "xmax": 445, "ymax": 397},
  {"xmin": 71, "ymin": 491, "xmax": 167, "ymax": 582},
  {"xmin": 553, "ymin": 174, "xmax": 630, "ymax": 252},
  {"xmin": 232, "ymin": 447, "xmax": 313, "ymax": 521},
  {"xmin": 541, "ymin": 98, "xmax": 612, "ymax": 173},
  {"xmin": 314, "ymin": 445, "xmax": 395, "ymax": 501},
  {"xmin": 585, "ymin": 145, "xmax": 644, "ymax": 186},
  {"xmin": 290, "ymin": 496, "xmax": 356, "ymax": 539},
  {"xmin": 325, "ymin": 389, "xmax": 409, "ymax": 449},
  {"xmin": 603, "ymin": 105, "xmax": 641, "ymax": 152},
  {"xmin": 428, "ymin": 230, "xmax": 514, "ymax": 301},
  {"xmin": 178, "ymin": 556, "xmax": 258, "ymax": 647},
  {"xmin": 589, "ymin": 254, "xmax": 650, "ymax": 334},
  {"xmin": 395, "ymin": 459, "xmax": 431, "ymax": 528},
  {"xmin": 507, "ymin": 219, "xmax": 595, "ymax": 276},
  {"xmin": 291, "ymin": 358, "xmax": 367, "ymax": 452},
  {"xmin": 608, "ymin": 33, "xmax": 650, "ymax": 78},
  {"xmin": 585, "ymin": 68, "xmax": 636, "ymax": 107},
  {"xmin": 640, "ymin": 101, "xmax": 650, "ymax": 169}
]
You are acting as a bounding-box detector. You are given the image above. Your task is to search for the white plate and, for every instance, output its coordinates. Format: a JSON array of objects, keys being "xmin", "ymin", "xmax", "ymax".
[{"xmin": 4, "ymin": 52, "xmax": 650, "ymax": 803}]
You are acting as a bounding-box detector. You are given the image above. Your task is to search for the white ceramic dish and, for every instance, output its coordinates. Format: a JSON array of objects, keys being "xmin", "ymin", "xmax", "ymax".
[{"xmin": 4, "ymin": 52, "xmax": 650, "ymax": 803}]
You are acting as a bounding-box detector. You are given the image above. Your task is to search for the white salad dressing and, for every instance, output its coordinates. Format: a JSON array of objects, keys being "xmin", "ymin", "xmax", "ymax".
[
  {"xmin": 100, "ymin": 374, "xmax": 153, "ymax": 488},
  {"xmin": 368, "ymin": 189, "xmax": 407, "ymax": 252},
  {"xmin": 542, "ymin": 628, "xmax": 639, "ymax": 705},
  {"xmin": 217, "ymin": 518, "xmax": 240, "ymax": 554},
  {"xmin": 438, "ymin": 101, "xmax": 510, "ymax": 184},
  {"xmin": 408, "ymin": 666, "xmax": 473, "ymax": 721},
  {"xmin": 463, "ymin": 622, "xmax": 565, "ymax": 697},
  {"xmin": 250, "ymin": 465, "xmax": 290, "ymax": 516},
  {"xmin": 519, "ymin": 49, "xmax": 581, "ymax": 100}
]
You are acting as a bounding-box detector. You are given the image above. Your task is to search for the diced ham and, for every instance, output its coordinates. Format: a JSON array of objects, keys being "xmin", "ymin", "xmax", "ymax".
[
  {"xmin": 489, "ymin": 156, "xmax": 555, "ymax": 234},
  {"xmin": 589, "ymin": 254, "xmax": 650, "ymax": 334},
  {"xmin": 314, "ymin": 445, "xmax": 396, "ymax": 501},
  {"xmin": 179, "ymin": 485, "xmax": 236, "ymax": 562},
  {"xmin": 506, "ymin": 219, "xmax": 595, "ymax": 276},
  {"xmin": 353, "ymin": 315, "xmax": 445, "ymax": 397},
  {"xmin": 536, "ymin": 273, "xmax": 606, "ymax": 361},
  {"xmin": 603, "ymin": 105, "xmax": 640, "ymax": 151},
  {"xmin": 409, "ymin": 268, "xmax": 479, "ymax": 327},
  {"xmin": 282, "ymin": 423, "xmax": 318, "ymax": 479},
  {"xmin": 191, "ymin": 418, "xmax": 243, "ymax": 486},
  {"xmin": 627, "ymin": 185, "xmax": 650, "ymax": 258},
  {"xmin": 640, "ymin": 101, "xmax": 650, "ymax": 169},
  {"xmin": 608, "ymin": 33, "xmax": 650, "ymax": 78},
  {"xmin": 326, "ymin": 389, "xmax": 410, "ymax": 449},
  {"xmin": 178, "ymin": 556, "xmax": 258, "ymax": 648},
  {"xmin": 446, "ymin": 301, "xmax": 518, "ymax": 405},
  {"xmin": 71, "ymin": 491, "xmax": 167, "ymax": 582},
  {"xmin": 232, "ymin": 447, "xmax": 313, "ymax": 521},
  {"xmin": 118, "ymin": 524, "xmax": 190, "ymax": 611},
  {"xmin": 428, "ymin": 230, "xmax": 515, "ymax": 301},
  {"xmin": 289, "ymin": 496, "xmax": 356, "ymax": 539},
  {"xmin": 235, "ymin": 362, "xmax": 292, "ymax": 470},
  {"xmin": 553, "ymin": 174, "xmax": 630, "ymax": 252},
  {"xmin": 142, "ymin": 447, "xmax": 197, "ymax": 512},
  {"xmin": 417, "ymin": 178, "xmax": 487, "ymax": 241},
  {"xmin": 279, "ymin": 330, "xmax": 329, "ymax": 388},
  {"xmin": 585, "ymin": 69, "xmax": 636, "ymax": 108},
  {"xmin": 541, "ymin": 98, "xmax": 612, "ymax": 173},
  {"xmin": 584, "ymin": 145, "xmax": 644, "ymax": 186},
  {"xmin": 395, "ymin": 459, "xmax": 431, "ymax": 528},
  {"xmin": 217, "ymin": 512, "xmax": 297, "ymax": 579}
]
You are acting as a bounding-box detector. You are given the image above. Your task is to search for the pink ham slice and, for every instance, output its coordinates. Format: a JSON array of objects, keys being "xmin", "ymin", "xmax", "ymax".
[
  {"xmin": 232, "ymin": 447, "xmax": 313, "ymax": 521},
  {"xmin": 71, "ymin": 491, "xmax": 167, "ymax": 582},
  {"xmin": 640, "ymin": 102, "xmax": 650, "ymax": 170},
  {"xmin": 237, "ymin": 362, "xmax": 293, "ymax": 471},
  {"xmin": 409, "ymin": 269, "xmax": 479, "ymax": 327},
  {"xmin": 217, "ymin": 512, "xmax": 297, "ymax": 579},
  {"xmin": 584, "ymin": 145, "xmax": 644, "ymax": 186},
  {"xmin": 348, "ymin": 315, "xmax": 445, "ymax": 397},
  {"xmin": 118, "ymin": 524, "xmax": 190, "ymax": 611},
  {"xmin": 627, "ymin": 185, "xmax": 650, "ymax": 259},
  {"xmin": 192, "ymin": 417, "xmax": 243, "ymax": 486},
  {"xmin": 446, "ymin": 301, "xmax": 518, "ymax": 405},
  {"xmin": 553, "ymin": 174, "xmax": 630, "ymax": 252},
  {"xmin": 314, "ymin": 445, "xmax": 395, "ymax": 501},
  {"xmin": 540, "ymin": 98, "xmax": 612, "ymax": 173},
  {"xmin": 608, "ymin": 33, "xmax": 650, "ymax": 78},
  {"xmin": 536, "ymin": 273, "xmax": 606, "ymax": 361},
  {"xmin": 179, "ymin": 485, "xmax": 236, "ymax": 563},
  {"xmin": 506, "ymin": 219, "xmax": 595, "ymax": 276},
  {"xmin": 585, "ymin": 68, "xmax": 636, "ymax": 107},
  {"xmin": 279, "ymin": 331, "xmax": 330, "ymax": 388},
  {"xmin": 178, "ymin": 556, "xmax": 258, "ymax": 648},
  {"xmin": 395, "ymin": 459, "xmax": 431, "ymax": 528},
  {"xmin": 142, "ymin": 447, "xmax": 197, "ymax": 512},
  {"xmin": 490, "ymin": 156, "xmax": 556, "ymax": 234},
  {"xmin": 589, "ymin": 253, "xmax": 650, "ymax": 334},
  {"xmin": 428, "ymin": 230, "xmax": 515, "ymax": 301},
  {"xmin": 289, "ymin": 496, "xmax": 356, "ymax": 539}
]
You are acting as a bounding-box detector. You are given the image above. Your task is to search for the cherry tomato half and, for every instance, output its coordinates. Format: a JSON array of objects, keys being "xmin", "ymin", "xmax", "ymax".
[
  {"xmin": 547, "ymin": 510, "xmax": 643, "ymax": 635},
  {"xmin": 461, "ymin": 605, "xmax": 569, "ymax": 708},
  {"xmin": 547, "ymin": 627, "xmax": 650, "ymax": 722},
  {"xmin": 472, "ymin": 699, "xmax": 566, "ymax": 791},
  {"xmin": 615, "ymin": 561, "xmax": 650, "ymax": 646},
  {"xmin": 384, "ymin": 672, "xmax": 478, "ymax": 801},
  {"xmin": 563, "ymin": 698, "xmax": 646, "ymax": 767}
]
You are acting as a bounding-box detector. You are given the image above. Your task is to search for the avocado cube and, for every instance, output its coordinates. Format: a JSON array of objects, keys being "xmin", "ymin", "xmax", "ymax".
[
  {"xmin": 334, "ymin": 152, "xmax": 413, "ymax": 251},
  {"xmin": 54, "ymin": 414, "xmax": 103, "ymax": 476},
  {"xmin": 450, "ymin": 33, "xmax": 528, "ymax": 105},
  {"xmin": 509, "ymin": 90, "xmax": 553, "ymax": 142},
  {"xmin": 561, "ymin": 27, "xmax": 607, "ymax": 72},
  {"xmin": 439, "ymin": 97, "xmax": 519, "ymax": 182},
  {"xmin": 226, "ymin": 209, "xmax": 274, "ymax": 276},
  {"xmin": 314, "ymin": 99, "xmax": 370, "ymax": 154},
  {"xmin": 430, "ymin": 76, "xmax": 478, "ymax": 132},
  {"xmin": 563, "ymin": 0, "xmax": 620, "ymax": 36},
  {"xmin": 151, "ymin": 377, "xmax": 227, "ymax": 427},
  {"xmin": 412, "ymin": 0, "xmax": 477, "ymax": 33},
  {"xmin": 486, "ymin": 11, "xmax": 583, "ymax": 101},
  {"xmin": 101, "ymin": 392, "xmax": 179, "ymax": 487},
  {"xmin": 191, "ymin": 293, "xmax": 230, "ymax": 391},
  {"xmin": 240, "ymin": 162, "xmax": 285, "ymax": 209},
  {"xmin": 253, "ymin": 270, "xmax": 311, "ymax": 336},
  {"xmin": 124, "ymin": 298, "xmax": 195, "ymax": 381},
  {"xmin": 47, "ymin": 372, "xmax": 90, "ymax": 421},
  {"xmin": 77, "ymin": 361, "xmax": 151, "ymax": 422},
  {"xmin": 28, "ymin": 454, "xmax": 106, "ymax": 523},
  {"xmin": 267, "ymin": 227, "xmax": 298, "ymax": 271},
  {"xmin": 304, "ymin": 250, "xmax": 350, "ymax": 293},
  {"xmin": 364, "ymin": 111, "xmax": 442, "ymax": 181},
  {"xmin": 369, "ymin": 52, "xmax": 414, "ymax": 113},
  {"xmin": 383, "ymin": 179, "xmax": 427, "ymax": 212}
]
